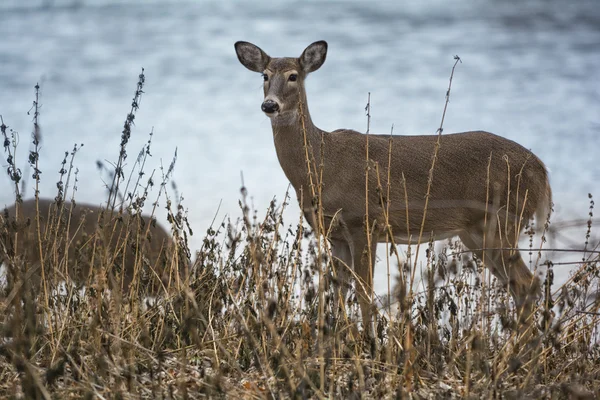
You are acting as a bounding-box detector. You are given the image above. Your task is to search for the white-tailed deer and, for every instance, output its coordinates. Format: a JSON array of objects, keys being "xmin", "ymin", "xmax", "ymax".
[
  {"xmin": 0, "ymin": 198, "xmax": 175, "ymax": 295},
  {"xmin": 235, "ymin": 40, "xmax": 551, "ymax": 331}
]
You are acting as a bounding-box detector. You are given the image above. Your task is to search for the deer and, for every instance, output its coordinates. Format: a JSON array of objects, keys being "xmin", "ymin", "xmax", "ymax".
[
  {"xmin": 0, "ymin": 198, "xmax": 177, "ymax": 296},
  {"xmin": 234, "ymin": 40, "xmax": 552, "ymax": 334}
]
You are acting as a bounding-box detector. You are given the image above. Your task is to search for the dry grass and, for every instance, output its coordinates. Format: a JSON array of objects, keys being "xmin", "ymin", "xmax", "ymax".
[{"xmin": 0, "ymin": 71, "xmax": 599, "ymax": 400}]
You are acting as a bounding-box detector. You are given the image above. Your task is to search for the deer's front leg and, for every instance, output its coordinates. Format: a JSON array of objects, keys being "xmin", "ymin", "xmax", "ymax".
[
  {"xmin": 351, "ymin": 233, "xmax": 379, "ymax": 337},
  {"xmin": 330, "ymin": 239, "xmax": 353, "ymax": 311}
]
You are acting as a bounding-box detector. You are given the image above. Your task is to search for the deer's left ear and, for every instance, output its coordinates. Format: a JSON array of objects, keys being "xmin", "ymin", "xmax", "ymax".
[{"xmin": 299, "ymin": 41, "xmax": 328, "ymax": 73}]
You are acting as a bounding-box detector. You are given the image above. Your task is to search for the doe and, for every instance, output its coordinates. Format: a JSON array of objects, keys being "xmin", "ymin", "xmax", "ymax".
[
  {"xmin": 1, "ymin": 198, "xmax": 174, "ymax": 294},
  {"xmin": 235, "ymin": 40, "xmax": 551, "ymax": 331}
]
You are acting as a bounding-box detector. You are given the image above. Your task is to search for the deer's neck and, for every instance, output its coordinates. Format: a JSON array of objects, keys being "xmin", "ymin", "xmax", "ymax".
[{"xmin": 270, "ymin": 107, "xmax": 324, "ymax": 200}]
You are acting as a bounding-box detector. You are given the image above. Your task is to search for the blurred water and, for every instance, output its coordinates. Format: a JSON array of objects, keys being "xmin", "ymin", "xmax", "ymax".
[{"xmin": 1, "ymin": 0, "xmax": 598, "ymax": 292}]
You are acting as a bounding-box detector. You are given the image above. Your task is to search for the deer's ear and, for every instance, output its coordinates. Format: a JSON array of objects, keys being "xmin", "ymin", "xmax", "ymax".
[
  {"xmin": 299, "ymin": 41, "xmax": 327, "ymax": 73},
  {"xmin": 235, "ymin": 41, "xmax": 271, "ymax": 72}
]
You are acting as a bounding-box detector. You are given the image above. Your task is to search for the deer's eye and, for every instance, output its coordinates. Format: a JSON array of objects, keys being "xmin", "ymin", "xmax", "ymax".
[
  {"xmin": 288, "ymin": 74, "xmax": 297, "ymax": 82},
  {"xmin": 263, "ymin": 74, "xmax": 268, "ymax": 82}
]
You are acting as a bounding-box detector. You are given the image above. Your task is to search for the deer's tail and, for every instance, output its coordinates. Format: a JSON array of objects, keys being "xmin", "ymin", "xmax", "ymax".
[{"xmin": 536, "ymin": 172, "xmax": 552, "ymax": 229}]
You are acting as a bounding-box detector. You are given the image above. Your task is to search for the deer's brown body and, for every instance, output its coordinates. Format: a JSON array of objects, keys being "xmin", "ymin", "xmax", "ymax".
[
  {"xmin": 1, "ymin": 198, "xmax": 174, "ymax": 294},
  {"xmin": 235, "ymin": 41, "xmax": 551, "ymax": 330}
]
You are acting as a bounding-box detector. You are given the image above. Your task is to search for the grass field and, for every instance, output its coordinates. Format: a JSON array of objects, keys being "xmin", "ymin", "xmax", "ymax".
[{"xmin": 0, "ymin": 71, "xmax": 598, "ymax": 399}]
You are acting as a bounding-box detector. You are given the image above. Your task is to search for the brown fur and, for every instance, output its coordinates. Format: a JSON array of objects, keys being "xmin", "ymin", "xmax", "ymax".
[
  {"xmin": 0, "ymin": 198, "xmax": 175, "ymax": 294},
  {"xmin": 235, "ymin": 40, "xmax": 552, "ymax": 331}
]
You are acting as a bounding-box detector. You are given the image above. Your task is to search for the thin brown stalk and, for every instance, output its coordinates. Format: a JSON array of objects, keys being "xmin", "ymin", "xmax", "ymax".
[
  {"xmin": 411, "ymin": 56, "xmax": 461, "ymax": 294},
  {"xmin": 364, "ymin": 92, "xmax": 374, "ymax": 325}
]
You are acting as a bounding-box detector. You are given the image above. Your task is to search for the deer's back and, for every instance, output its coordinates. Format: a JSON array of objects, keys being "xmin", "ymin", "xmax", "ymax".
[
  {"xmin": 1, "ymin": 199, "xmax": 173, "ymax": 292},
  {"xmin": 321, "ymin": 130, "xmax": 549, "ymax": 233}
]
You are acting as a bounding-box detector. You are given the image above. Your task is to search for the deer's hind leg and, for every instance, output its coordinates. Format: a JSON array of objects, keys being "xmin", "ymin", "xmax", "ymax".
[{"xmin": 459, "ymin": 225, "xmax": 540, "ymax": 325}]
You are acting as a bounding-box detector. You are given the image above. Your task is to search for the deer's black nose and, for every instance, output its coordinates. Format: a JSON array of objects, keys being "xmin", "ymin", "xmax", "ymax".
[{"xmin": 261, "ymin": 100, "xmax": 280, "ymax": 114}]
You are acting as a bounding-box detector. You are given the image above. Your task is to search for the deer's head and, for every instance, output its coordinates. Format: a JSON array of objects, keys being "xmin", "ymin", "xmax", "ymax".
[{"xmin": 235, "ymin": 41, "xmax": 327, "ymax": 125}]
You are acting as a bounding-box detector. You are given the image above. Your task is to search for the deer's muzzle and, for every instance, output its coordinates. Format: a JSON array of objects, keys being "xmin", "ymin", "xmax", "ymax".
[{"xmin": 261, "ymin": 100, "xmax": 280, "ymax": 114}]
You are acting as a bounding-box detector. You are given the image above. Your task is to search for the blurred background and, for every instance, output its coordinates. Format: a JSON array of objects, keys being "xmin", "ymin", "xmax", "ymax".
[{"xmin": 1, "ymin": 0, "xmax": 598, "ymax": 292}]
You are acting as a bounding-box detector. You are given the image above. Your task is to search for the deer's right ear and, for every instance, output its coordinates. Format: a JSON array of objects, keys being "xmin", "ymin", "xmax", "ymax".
[{"xmin": 235, "ymin": 41, "xmax": 271, "ymax": 72}]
